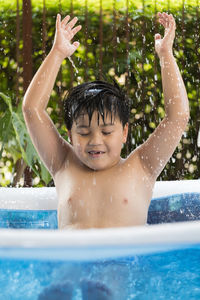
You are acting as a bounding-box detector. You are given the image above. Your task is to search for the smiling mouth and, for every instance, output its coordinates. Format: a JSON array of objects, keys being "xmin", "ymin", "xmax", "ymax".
[
  {"xmin": 88, "ymin": 151, "xmax": 105, "ymax": 156},
  {"xmin": 88, "ymin": 151, "xmax": 105, "ymax": 154}
]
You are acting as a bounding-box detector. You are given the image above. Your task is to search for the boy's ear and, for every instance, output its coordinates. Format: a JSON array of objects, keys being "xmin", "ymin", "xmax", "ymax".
[{"xmin": 123, "ymin": 123, "xmax": 129, "ymax": 143}]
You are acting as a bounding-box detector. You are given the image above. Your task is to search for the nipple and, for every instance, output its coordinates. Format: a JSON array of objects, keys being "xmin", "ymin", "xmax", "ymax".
[{"xmin": 123, "ymin": 198, "xmax": 128, "ymax": 205}]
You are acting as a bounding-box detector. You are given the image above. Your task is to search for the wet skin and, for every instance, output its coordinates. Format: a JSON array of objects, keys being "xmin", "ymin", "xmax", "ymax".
[
  {"xmin": 23, "ymin": 13, "xmax": 189, "ymax": 230},
  {"xmin": 54, "ymin": 112, "xmax": 153, "ymax": 229}
]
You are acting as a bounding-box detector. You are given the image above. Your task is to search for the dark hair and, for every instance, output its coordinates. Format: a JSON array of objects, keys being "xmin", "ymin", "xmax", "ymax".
[{"xmin": 63, "ymin": 80, "xmax": 130, "ymax": 130}]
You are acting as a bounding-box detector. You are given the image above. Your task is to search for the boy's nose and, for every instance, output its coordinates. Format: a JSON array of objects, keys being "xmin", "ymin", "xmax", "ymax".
[{"xmin": 88, "ymin": 132, "xmax": 103, "ymax": 146}]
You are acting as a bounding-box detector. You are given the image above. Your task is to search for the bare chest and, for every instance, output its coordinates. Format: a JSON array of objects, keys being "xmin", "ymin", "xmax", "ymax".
[{"xmin": 54, "ymin": 162, "xmax": 152, "ymax": 229}]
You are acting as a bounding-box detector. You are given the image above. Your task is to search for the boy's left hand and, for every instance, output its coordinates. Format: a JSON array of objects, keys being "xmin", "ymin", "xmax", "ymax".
[{"xmin": 155, "ymin": 12, "xmax": 176, "ymax": 58}]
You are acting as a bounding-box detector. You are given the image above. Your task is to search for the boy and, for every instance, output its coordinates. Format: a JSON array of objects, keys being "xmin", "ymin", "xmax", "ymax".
[{"xmin": 23, "ymin": 12, "xmax": 189, "ymax": 299}]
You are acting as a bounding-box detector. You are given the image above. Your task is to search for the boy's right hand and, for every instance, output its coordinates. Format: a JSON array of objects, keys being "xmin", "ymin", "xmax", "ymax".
[{"xmin": 52, "ymin": 14, "xmax": 82, "ymax": 60}]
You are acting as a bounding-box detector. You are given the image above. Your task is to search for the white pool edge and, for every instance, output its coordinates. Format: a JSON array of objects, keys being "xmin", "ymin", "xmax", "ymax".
[{"xmin": 0, "ymin": 220, "xmax": 200, "ymax": 248}]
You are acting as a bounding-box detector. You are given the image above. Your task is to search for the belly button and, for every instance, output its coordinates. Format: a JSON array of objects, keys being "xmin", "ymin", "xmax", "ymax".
[{"xmin": 123, "ymin": 198, "xmax": 128, "ymax": 205}]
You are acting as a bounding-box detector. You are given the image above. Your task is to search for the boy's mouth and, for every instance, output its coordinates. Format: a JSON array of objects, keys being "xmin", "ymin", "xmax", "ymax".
[{"xmin": 88, "ymin": 151, "xmax": 105, "ymax": 157}]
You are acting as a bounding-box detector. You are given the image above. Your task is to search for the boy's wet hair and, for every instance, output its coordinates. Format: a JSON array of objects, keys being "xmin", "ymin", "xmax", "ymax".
[{"xmin": 63, "ymin": 80, "xmax": 131, "ymax": 130}]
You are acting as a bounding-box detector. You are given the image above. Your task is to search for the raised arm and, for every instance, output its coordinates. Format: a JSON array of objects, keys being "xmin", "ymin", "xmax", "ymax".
[
  {"xmin": 22, "ymin": 14, "xmax": 81, "ymax": 177},
  {"xmin": 136, "ymin": 12, "xmax": 189, "ymax": 182}
]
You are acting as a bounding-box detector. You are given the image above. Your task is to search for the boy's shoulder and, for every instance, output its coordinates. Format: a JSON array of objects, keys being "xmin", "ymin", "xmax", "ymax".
[
  {"xmin": 56, "ymin": 145, "xmax": 144, "ymax": 175},
  {"xmin": 67, "ymin": 146, "xmax": 144, "ymax": 178},
  {"xmin": 53, "ymin": 144, "xmax": 153, "ymax": 191}
]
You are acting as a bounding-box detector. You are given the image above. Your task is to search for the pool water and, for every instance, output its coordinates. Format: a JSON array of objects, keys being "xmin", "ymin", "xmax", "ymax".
[
  {"xmin": 0, "ymin": 246, "xmax": 200, "ymax": 300},
  {"xmin": 0, "ymin": 192, "xmax": 200, "ymax": 299}
]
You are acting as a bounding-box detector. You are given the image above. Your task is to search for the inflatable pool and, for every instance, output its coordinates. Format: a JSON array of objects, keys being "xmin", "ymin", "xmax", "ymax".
[{"xmin": 0, "ymin": 180, "xmax": 200, "ymax": 299}]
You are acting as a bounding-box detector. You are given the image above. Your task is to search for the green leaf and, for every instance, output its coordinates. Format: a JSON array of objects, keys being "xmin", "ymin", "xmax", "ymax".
[
  {"xmin": 40, "ymin": 163, "xmax": 52, "ymax": 185},
  {"xmin": 12, "ymin": 111, "xmax": 40, "ymax": 177},
  {"xmin": 0, "ymin": 111, "xmax": 13, "ymax": 143},
  {"xmin": 0, "ymin": 92, "xmax": 51, "ymax": 185},
  {"xmin": 0, "ymin": 92, "xmax": 13, "ymax": 113}
]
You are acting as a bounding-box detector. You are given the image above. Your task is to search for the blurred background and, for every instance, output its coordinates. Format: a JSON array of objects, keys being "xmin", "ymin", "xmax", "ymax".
[{"xmin": 0, "ymin": 0, "xmax": 199, "ymax": 187}]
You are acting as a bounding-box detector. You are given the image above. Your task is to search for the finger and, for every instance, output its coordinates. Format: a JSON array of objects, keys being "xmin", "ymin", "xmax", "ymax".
[
  {"xmin": 71, "ymin": 25, "xmax": 82, "ymax": 36},
  {"xmin": 61, "ymin": 15, "xmax": 70, "ymax": 27},
  {"xmin": 157, "ymin": 13, "xmax": 167, "ymax": 28},
  {"xmin": 68, "ymin": 42, "xmax": 80, "ymax": 56},
  {"xmin": 163, "ymin": 12, "xmax": 170, "ymax": 27},
  {"xmin": 169, "ymin": 14, "xmax": 176, "ymax": 29},
  {"xmin": 159, "ymin": 19, "xmax": 169, "ymax": 31},
  {"xmin": 66, "ymin": 16, "xmax": 78, "ymax": 30},
  {"xmin": 56, "ymin": 14, "xmax": 61, "ymax": 31},
  {"xmin": 157, "ymin": 12, "xmax": 166, "ymax": 21},
  {"xmin": 154, "ymin": 33, "xmax": 162, "ymax": 40},
  {"xmin": 158, "ymin": 12, "xmax": 169, "ymax": 28},
  {"xmin": 65, "ymin": 25, "xmax": 81, "ymax": 42},
  {"xmin": 158, "ymin": 18, "xmax": 166, "ymax": 27},
  {"xmin": 162, "ymin": 16, "xmax": 169, "ymax": 28},
  {"xmin": 163, "ymin": 12, "xmax": 169, "ymax": 19},
  {"xmin": 73, "ymin": 41, "xmax": 80, "ymax": 49},
  {"xmin": 165, "ymin": 15, "xmax": 176, "ymax": 36}
]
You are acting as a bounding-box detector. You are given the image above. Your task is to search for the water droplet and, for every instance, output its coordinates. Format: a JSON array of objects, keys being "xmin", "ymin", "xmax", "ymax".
[
  {"xmin": 80, "ymin": 200, "xmax": 84, "ymax": 207},
  {"xmin": 68, "ymin": 56, "xmax": 79, "ymax": 74},
  {"xmin": 197, "ymin": 128, "xmax": 200, "ymax": 147}
]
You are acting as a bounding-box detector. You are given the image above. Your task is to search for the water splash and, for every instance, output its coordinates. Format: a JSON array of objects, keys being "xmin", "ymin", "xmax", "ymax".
[
  {"xmin": 197, "ymin": 128, "xmax": 200, "ymax": 147},
  {"xmin": 80, "ymin": 199, "xmax": 84, "ymax": 207},
  {"xmin": 68, "ymin": 56, "xmax": 78, "ymax": 74},
  {"xmin": 68, "ymin": 56, "xmax": 82, "ymax": 83}
]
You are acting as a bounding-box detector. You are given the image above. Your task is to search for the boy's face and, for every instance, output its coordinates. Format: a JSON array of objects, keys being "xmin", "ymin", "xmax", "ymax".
[{"xmin": 69, "ymin": 111, "xmax": 128, "ymax": 171}]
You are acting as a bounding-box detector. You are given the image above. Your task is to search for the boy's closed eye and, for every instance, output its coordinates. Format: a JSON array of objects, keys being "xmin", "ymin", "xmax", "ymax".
[
  {"xmin": 76, "ymin": 123, "xmax": 115, "ymax": 136},
  {"xmin": 77, "ymin": 131, "xmax": 113, "ymax": 136}
]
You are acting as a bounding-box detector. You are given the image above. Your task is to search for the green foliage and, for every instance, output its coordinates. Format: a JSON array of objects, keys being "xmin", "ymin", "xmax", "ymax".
[
  {"xmin": 0, "ymin": 92, "xmax": 51, "ymax": 185},
  {"xmin": 0, "ymin": 0, "xmax": 200, "ymax": 186}
]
